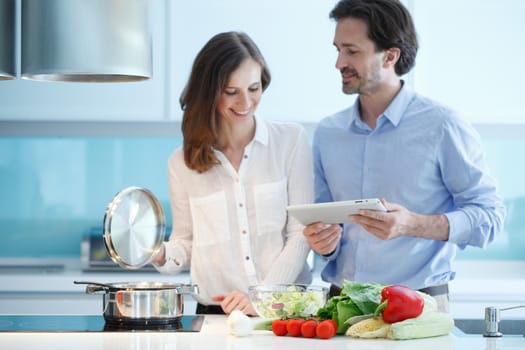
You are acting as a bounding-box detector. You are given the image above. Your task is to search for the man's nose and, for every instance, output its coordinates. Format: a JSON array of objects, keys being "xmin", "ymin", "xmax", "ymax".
[{"xmin": 335, "ymin": 52, "xmax": 346, "ymax": 71}]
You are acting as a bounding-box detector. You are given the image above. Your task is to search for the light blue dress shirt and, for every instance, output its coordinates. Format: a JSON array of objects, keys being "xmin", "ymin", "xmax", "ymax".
[{"xmin": 313, "ymin": 82, "xmax": 505, "ymax": 290}]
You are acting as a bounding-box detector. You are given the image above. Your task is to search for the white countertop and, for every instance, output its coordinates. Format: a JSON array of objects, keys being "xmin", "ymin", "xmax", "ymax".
[{"xmin": 0, "ymin": 315, "xmax": 524, "ymax": 350}]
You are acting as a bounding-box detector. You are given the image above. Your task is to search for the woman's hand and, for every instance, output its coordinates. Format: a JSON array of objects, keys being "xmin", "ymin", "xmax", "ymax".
[
  {"xmin": 212, "ymin": 290, "xmax": 257, "ymax": 315},
  {"xmin": 150, "ymin": 244, "xmax": 166, "ymax": 266}
]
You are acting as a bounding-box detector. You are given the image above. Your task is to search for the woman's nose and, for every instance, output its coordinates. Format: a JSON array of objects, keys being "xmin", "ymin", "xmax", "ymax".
[{"xmin": 236, "ymin": 92, "xmax": 251, "ymax": 109}]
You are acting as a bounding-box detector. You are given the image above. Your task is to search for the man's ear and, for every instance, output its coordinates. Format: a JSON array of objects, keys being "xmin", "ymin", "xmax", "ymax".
[{"xmin": 384, "ymin": 47, "xmax": 401, "ymax": 67}]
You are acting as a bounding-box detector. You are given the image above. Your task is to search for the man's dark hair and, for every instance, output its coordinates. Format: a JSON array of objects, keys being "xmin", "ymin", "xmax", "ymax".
[{"xmin": 330, "ymin": 0, "xmax": 418, "ymax": 76}]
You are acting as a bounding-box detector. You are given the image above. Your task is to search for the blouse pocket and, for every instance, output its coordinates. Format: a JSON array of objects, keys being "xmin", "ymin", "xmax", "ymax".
[
  {"xmin": 254, "ymin": 178, "xmax": 288, "ymax": 236},
  {"xmin": 189, "ymin": 191, "xmax": 231, "ymax": 247}
]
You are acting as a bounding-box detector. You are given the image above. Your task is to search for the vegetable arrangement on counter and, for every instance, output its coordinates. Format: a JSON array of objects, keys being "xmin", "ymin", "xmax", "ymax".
[
  {"xmin": 317, "ymin": 280, "xmax": 454, "ymax": 340},
  {"xmin": 227, "ymin": 280, "xmax": 454, "ymax": 341}
]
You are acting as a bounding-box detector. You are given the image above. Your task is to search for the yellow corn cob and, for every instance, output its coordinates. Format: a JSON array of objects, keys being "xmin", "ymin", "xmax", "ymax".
[{"xmin": 345, "ymin": 317, "xmax": 391, "ymax": 338}]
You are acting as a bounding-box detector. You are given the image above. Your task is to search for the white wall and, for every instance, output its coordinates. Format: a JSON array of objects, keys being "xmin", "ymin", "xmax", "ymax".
[
  {"xmin": 1, "ymin": 0, "xmax": 524, "ymax": 125},
  {"xmin": 167, "ymin": 0, "xmax": 525, "ymax": 124},
  {"xmin": 413, "ymin": 0, "xmax": 525, "ymax": 124},
  {"xmin": 167, "ymin": 0, "xmax": 354, "ymax": 123}
]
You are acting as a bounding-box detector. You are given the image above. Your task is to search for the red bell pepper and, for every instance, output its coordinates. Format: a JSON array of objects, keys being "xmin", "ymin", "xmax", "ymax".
[{"xmin": 376, "ymin": 285, "xmax": 424, "ymax": 323}]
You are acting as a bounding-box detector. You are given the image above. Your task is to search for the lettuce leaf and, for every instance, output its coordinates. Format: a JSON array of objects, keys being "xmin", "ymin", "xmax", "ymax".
[
  {"xmin": 335, "ymin": 299, "xmax": 362, "ymax": 334},
  {"xmin": 316, "ymin": 280, "xmax": 385, "ymax": 334},
  {"xmin": 341, "ymin": 280, "xmax": 385, "ymax": 315}
]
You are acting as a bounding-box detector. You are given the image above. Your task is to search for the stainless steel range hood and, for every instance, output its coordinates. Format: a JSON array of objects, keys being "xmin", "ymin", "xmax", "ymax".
[
  {"xmin": 0, "ymin": 0, "xmax": 15, "ymax": 80},
  {"xmin": 21, "ymin": 0, "xmax": 152, "ymax": 82}
]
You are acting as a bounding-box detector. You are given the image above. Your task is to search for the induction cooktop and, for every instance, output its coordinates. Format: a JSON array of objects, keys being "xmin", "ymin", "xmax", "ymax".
[{"xmin": 0, "ymin": 315, "xmax": 204, "ymax": 332}]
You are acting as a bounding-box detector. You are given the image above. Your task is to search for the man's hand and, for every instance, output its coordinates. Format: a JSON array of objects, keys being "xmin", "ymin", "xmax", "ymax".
[
  {"xmin": 349, "ymin": 199, "xmax": 449, "ymax": 241},
  {"xmin": 303, "ymin": 222, "xmax": 342, "ymax": 256}
]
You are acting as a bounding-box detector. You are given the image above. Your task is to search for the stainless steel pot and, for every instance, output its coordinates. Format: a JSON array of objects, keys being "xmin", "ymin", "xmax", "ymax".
[
  {"xmin": 75, "ymin": 187, "xmax": 200, "ymax": 324},
  {"xmin": 75, "ymin": 281, "xmax": 198, "ymax": 323}
]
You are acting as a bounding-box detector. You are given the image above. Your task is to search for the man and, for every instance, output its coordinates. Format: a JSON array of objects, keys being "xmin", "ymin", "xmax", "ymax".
[{"xmin": 304, "ymin": 0, "xmax": 505, "ymax": 312}]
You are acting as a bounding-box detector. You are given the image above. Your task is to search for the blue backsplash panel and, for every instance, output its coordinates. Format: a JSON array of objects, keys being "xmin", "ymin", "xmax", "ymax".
[
  {"xmin": 0, "ymin": 137, "xmax": 181, "ymax": 258},
  {"xmin": 0, "ymin": 135, "xmax": 524, "ymax": 260}
]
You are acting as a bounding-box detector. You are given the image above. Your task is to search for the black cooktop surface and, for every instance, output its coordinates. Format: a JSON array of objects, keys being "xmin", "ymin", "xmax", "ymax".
[{"xmin": 0, "ymin": 315, "xmax": 204, "ymax": 332}]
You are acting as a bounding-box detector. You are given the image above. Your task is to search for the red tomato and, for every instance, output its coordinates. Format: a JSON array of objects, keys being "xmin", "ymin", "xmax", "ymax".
[
  {"xmin": 271, "ymin": 319, "xmax": 288, "ymax": 336},
  {"xmin": 325, "ymin": 319, "xmax": 338, "ymax": 334},
  {"xmin": 286, "ymin": 318, "xmax": 304, "ymax": 337},
  {"xmin": 316, "ymin": 320, "xmax": 336, "ymax": 339},
  {"xmin": 300, "ymin": 319, "xmax": 317, "ymax": 338}
]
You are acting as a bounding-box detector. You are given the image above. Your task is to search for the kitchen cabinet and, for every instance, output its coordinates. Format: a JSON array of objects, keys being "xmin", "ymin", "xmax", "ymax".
[
  {"xmin": 3, "ymin": 259, "xmax": 525, "ymax": 319},
  {"xmin": 0, "ymin": 292, "xmax": 102, "ymax": 315}
]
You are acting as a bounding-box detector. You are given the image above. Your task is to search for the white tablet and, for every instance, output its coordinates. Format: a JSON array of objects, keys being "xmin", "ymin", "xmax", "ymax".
[{"xmin": 287, "ymin": 198, "xmax": 387, "ymax": 225}]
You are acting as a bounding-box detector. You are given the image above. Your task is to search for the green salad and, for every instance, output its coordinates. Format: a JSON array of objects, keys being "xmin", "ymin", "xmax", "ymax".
[{"xmin": 253, "ymin": 285, "xmax": 326, "ymax": 318}]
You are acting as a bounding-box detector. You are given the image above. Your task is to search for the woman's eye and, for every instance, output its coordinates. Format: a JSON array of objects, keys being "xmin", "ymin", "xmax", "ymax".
[
  {"xmin": 249, "ymin": 86, "xmax": 260, "ymax": 93},
  {"xmin": 224, "ymin": 90, "xmax": 237, "ymax": 96}
]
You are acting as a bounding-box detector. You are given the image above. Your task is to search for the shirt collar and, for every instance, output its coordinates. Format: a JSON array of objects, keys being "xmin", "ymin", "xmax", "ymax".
[
  {"xmin": 348, "ymin": 80, "xmax": 415, "ymax": 129},
  {"xmin": 382, "ymin": 80, "xmax": 415, "ymax": 127},
  {"xmin": 252, "ymin": 115, "xmax": 269, "ymax": 146}
]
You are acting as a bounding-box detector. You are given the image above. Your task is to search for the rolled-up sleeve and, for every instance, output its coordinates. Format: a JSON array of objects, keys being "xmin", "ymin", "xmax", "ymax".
[{"xmin": 440, "ymin": 118, "xmax": 506, "ymax": 249}]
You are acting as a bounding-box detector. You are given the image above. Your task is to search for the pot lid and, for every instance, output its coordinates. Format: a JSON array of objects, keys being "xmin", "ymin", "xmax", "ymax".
[{"xmin": 103, "ymin": 186, "xmax": 166, "ymax": 269}]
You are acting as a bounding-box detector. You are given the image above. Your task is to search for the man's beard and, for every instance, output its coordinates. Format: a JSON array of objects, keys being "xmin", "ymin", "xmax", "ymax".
[{"xmin": 341, "ymin": 63, "xmax": 381, "ymax": 95}]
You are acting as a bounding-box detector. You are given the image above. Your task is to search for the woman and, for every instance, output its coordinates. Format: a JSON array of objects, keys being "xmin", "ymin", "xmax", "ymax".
[{"xmin": 153, "ymin": 31, "xmax": 313, "ymax": 315}]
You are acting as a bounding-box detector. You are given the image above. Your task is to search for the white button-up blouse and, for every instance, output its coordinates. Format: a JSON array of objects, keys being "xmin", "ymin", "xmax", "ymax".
[{"xmin": 155, "ymin": 118, "xmax": 314, "ymax": 305}]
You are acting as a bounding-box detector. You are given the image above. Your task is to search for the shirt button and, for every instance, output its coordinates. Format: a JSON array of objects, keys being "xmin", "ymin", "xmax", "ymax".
[
  {"xmin": 245, "ymin": 256, "xmax": 250, "ymax": 260},
  {"xmin": 239, "ymin": 203, "xmax": 243, "ymax": 208},
  {"xmin": 242, "ymin": 230, "xmax": 247, "ymax": 234},
  {"xmin": 243, "ymin": 155, "xmax": 248, "ymax": 159}
]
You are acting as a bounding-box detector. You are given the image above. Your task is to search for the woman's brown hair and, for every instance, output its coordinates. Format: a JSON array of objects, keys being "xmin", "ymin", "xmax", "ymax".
[{"xmin": 180, "ymin": 32, "xmax": 271, "ymax": 173}]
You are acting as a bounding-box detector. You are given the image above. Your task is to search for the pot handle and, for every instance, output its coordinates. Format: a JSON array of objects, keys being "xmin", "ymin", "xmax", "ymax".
[
  {"xmin": 73, "ymin": 280, "xmax": 111, "ymax": 294},
  {"xmin": 85, "ymin": 285, "xmax": 108, "ymax": 294}
]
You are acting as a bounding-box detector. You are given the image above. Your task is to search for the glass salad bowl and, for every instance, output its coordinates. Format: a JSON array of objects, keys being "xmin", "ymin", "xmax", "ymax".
[{"xmin": 248, "ymin": 284, "xmax": 328, "ymax": 318}]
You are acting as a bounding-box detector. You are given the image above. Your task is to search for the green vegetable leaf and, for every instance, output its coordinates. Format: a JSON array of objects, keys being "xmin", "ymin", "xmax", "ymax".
[
  {"xmin": 341, "ymin": 280, "xmax": 385, "ymax": 315},
  {"xmin": 336, "ymin": 299, "xmax": 362, "ymax": 334},
  {"xmin": 317, "ymin": 280, "xmax": 388, "ymax": 334},
  {"xmin": 316, "ymin": 295, "xmax": 340, "ymax": 319}
]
